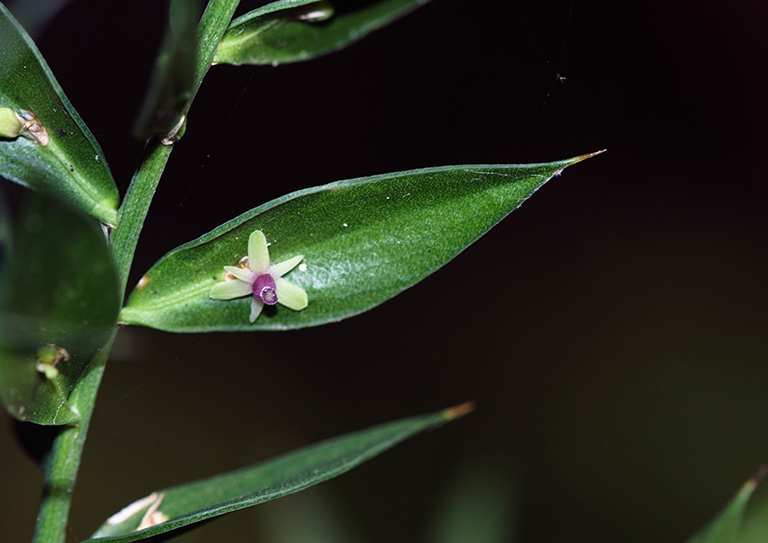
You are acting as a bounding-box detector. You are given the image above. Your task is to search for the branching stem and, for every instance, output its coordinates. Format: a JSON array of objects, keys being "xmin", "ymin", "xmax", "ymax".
[
  {"xmin": 30, "ymin": 2, "xmax": 241, "ymax": 539},
  {"xmin": 32, "ymin": 140, "xmax": 172, "ymax": 543}
]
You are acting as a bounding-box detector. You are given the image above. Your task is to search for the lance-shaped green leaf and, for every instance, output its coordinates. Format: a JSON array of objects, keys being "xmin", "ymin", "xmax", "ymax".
[
  {"xmin": 0, "ymin": 3, "xmax": 118, "ymax": 225},
  {"xmin": 214, "ymin": 0, "xmax": 429, "ymax": 66},
  {"xmin": 0, "ymin": 183, "xmax": 120, "ymax": 425},
  {"xmin": 133, "ymin": 0, "xmax": 203, "ymax": 141},
  {"xmin": 120, "ymin": 152, "xmax": 601, "ymax": 332},
  {"xmin": 86, "ymin": 403, "xmax": 473, "ymax": 543},
  {"xmin": 686, "ymin": 467, "xmax": 766, "ymax": 543}
]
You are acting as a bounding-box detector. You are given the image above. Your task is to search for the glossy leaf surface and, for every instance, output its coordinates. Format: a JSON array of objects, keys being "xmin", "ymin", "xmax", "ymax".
[
  {"xmin": 0, "ymin": 4, "xmax": 118, "ymax": 225},
  {"xmin": 121, "ymin": 153, "xmax": 599, "ymax": 332},
  {"xmin": 132, "ymin": 0, "xmax": 203, "ymax": 141},
  {"xmin": 214, "ymin": 0, "xmax": 429, "ymax": 66},
  {"xmin": 0, "ymin": 182, "xmax": 120, "ymax": 424},
  {"xmin": 87, "ymin": 403, "xmax": 473, "ymax": 542},
  {"xmin": 687, "ymin": 468, "xmax": 765, "ymax": 543}
]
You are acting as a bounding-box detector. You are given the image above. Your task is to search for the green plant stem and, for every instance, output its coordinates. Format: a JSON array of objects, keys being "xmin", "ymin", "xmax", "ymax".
[
  {"xmin": 111, "ymin": 140, "xmax": 174, "ymax": 294},
  {"xmin": 32, "ymin": 140, "xmax": 172, "ymax": 543},
  {"xmin": 32, "ymin": 336, "xmax": 114, "ymax": 543},
  {"xmin": 31, "ymin": 6, "xmax": 240, "ymax": 539},
  {"xmin": 112, "ymin": 0, "xmax": 241, "ymax": 290}
]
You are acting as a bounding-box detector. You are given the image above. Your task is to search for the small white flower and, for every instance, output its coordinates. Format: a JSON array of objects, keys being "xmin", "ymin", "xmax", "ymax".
[{"xmin": 209, "ymin": 230, "xmax": 308, "ymax": 323}]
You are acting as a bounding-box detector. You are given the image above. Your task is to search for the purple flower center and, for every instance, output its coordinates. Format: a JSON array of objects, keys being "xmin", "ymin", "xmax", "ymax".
[{"xmin": 252, "ymin": 273, "xmax": 278, "ymax": 305}]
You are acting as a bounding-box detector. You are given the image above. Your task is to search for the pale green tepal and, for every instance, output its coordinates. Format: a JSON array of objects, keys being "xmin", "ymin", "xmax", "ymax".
[{"xmin": 209, "ymin": 230, "xmax": 308, "ymax": 323}]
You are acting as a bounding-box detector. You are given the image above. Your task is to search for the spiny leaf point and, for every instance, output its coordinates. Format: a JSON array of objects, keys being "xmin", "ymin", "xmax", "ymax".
[{"xmin": 442, "ymin": 401, "xmax": 476, "ymax": 421}]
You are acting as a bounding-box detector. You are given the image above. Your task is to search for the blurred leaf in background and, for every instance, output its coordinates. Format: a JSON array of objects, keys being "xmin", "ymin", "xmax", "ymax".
[
  {"xmin": 687, "ymin": 468, "xmax": 765, "ymax": 543},
  {"xmin": 425, "ymin": 454, "xmax": 519, "ymax": 543},
  {"xmin": 0, "ymin": 182, "xmax": 120, "ymax": 425},
  {"xmin": 132, "ymin": 0, "xmax": 203, "ymax": 141}
]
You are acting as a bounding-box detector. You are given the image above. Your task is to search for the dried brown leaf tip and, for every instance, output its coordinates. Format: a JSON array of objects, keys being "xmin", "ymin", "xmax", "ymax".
[{"xmin": 443, "ymin": 401, "xmax": 476, "ymax": 421}]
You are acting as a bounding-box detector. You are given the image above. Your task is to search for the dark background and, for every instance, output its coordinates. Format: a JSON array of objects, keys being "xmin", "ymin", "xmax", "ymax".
[{"xmin": 2, "ymin": 0, "xmax": 767, "ymax": 542}]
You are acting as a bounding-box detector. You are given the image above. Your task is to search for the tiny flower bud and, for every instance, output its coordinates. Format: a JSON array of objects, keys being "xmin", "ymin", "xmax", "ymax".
[
  {"xmin": 35, "ymin": 344, "xmax": 69, "ymax": 380},
  {"xmin": 0, "ymin": 107, "xmax": 21, "ymax": 138}
]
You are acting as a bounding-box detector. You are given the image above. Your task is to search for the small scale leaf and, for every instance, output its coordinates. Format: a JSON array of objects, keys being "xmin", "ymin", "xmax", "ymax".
[
  {"xmin": 86, "ymin": 403, "xmax": 473, "ymax": 543},
  {"xmin": 686, "ymin": 468, "xmax": 766, "ymax": 543},
  {"xmin": 0, "ymin": 182, "xmax": 120, "ymax": 425},
  {"xmin": 132, "ymin": 0, "xmax": 203, "ymax": 141},
  {"xmin": 214, "ymin": 0, "xmax": 430, "ymax": 66},
  {"xmin": 0, "ymin": 4, "xmax": 118, "ymax": 225},
  {"xmin": 121, "ymin": 153, "xmax": 600, "ymax": 332}
]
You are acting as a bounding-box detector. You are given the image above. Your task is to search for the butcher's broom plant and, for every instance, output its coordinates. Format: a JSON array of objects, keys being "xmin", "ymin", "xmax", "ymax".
[{"xmin": 1, "ymin": 1, "xmax": 752, "ymax": 543}]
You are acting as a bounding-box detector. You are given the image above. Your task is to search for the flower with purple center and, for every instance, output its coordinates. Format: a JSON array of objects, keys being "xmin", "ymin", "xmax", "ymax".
[{"xmin": 209, "ymin": 230, "xmax": 308, "ymax": 323}]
